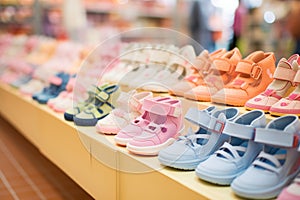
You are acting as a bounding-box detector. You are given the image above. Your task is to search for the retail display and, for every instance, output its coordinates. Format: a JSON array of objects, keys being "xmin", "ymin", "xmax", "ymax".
[
  {"xmin": 231, "ymin": 115, "xmax": 300, "ymax": 199},
  {"xmin": 245, "ymin": 54, "xmax": 299, "ymax": 112},
  {"xmin": 158, "ymin": 107, "xmax": 239, "ymax": 170},
  {"xmin": 0, "ymin": 33, "xmax": 299, "ymax": 200}
]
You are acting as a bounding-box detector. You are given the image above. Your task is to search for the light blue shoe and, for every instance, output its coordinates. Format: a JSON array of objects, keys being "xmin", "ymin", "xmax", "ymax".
[
  {"xmin": 195, "ymin": 110, "xmax": 266, "ymax": 185},
  {"xmin": 231, "ymin": 115, "xmax": 300, "ymax": 199},
  {"xmin": 157, "ymin": 106, "xmax": 239, "ymax": 170}
]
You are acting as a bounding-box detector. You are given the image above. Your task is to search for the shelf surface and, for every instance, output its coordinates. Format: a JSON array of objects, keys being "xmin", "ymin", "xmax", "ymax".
[{"xmin": 0, "ymin": 83, "xmax": 263, "ymax": 200}]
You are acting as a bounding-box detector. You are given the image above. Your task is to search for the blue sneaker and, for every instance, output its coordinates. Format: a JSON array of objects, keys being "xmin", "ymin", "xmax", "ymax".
[
  {"xmin": 195, "ymin": 110, "xmax": 266, "ymax": 185},
  {"xmin": 157, "ymin": 106, "xmax": 239, "ymax": 170},
  {"xmin": 231, "ymin": 115, "xmax": 300, "ymax": 199},
  {"xmin": 33, "ymin": 72, "xmax": 70, "ymax": 104}
]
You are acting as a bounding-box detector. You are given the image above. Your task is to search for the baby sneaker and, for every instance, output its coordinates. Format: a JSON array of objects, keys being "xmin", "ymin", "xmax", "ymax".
[
  {"xmin": 195, "ymin": 110, "xmax": 266, "ymax": 185},
  {"xmin": 245, "ymin": 54, "xmax": 299, "ymax": 112},
  {"xmin": 270, "ymin": 58, "xmax": 300, "ymax": 116},
  {"xmin": 114, "ymin": 97, "xmax": 172, "ymax": 146},
  {"xmin": 277, "ymin": 172, "xmax": 300, "ymax": 200},
  {"xmin": 126, "ymin": 97, "xmax": 183, "ymax": 156},
  {"xmin": 158, "ymin": 107, "xmax": 239, "ymax": 169},
  {"xmin": 95, "ymin": 91, "xmax": 152, "ymax": 135},
  {"xmin": 170, "ymin": 48, "xmax": 226, "ymax": 97},
  {"xmin": 184, "ymin": 47, "xmax": 242, "ymax": 102},
  {"xmin": 231, "ymin": 115, "xmax": 300, "ymax": 199},
  {"xmin": 73, "ymin": 84, "xmax": 120, "ymax": 126},
  {"xmin": 212, "ymin": 51, "xmax": 276, "ymax": 106}
]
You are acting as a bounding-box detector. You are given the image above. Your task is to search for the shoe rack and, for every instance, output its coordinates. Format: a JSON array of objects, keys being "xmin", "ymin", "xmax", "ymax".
[{"xmin": 0, "ymin": 81, "xmax": 278, "ymax": 200}]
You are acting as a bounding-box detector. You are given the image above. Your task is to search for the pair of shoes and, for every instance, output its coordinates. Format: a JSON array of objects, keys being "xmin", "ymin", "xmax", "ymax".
[
  {"xmin": 158, "ymin": 106, "xmax": 239, "ymax": 170},
  {"xmin": 73, "ymin": 84, "xmax": 120, "ymax": 126},
  {"xmin": 211, "ymin": 51, "xmax": 276, "ymax": 106},
  {"xmin": 195, "ymin": 109, "xmax": 266, "ymax": 184},
  {"xmin": 230, "ymin": 115, "xmax": 300, "ymax": 199},
  {"xmin": 184, "ymin": 49, "xmax": 276, "ymax": 106},
  {"xmin": 245, "ymin": 54, "xmax": 300, "ymax": 114},
  {"xmin": 277, "ymin": 172, "xmax": 300, "ymax": 200},
  {"xmin": 47, "ymin": 77, "xmax": 76, "ymax": 112},
  {"xmin": 32, "ymin": 72, "xmax": 70, "ymax": 104},
  {"xmin": 95, "ymin": 90, "xmax": 153, "ymax": 134},
  {"xmin": 115, "ymin": 96, "xmax": 183, "ymax": 155},
  {"xmin": 183, "ymin": 47, "xmax": 242, "ymax": 101},
  {"xmin": 142, "ymin": 45, "xmax": 196, "ymax": 93},
  {"xmin": 170, "ymin": 48, "xmax": 227, "ymax": 97}
]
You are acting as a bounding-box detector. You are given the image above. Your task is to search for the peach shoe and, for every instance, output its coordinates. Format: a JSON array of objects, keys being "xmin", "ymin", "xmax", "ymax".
[
  {"xmin": 212, "ymin": 51, "xmax": 276, "ymax": 106},
  {"xmin": 169, "ymin": 48, "xmax": 226, "ymax": 97},
  {"xmin": 270, "ymin": 60, "xmax": 300, "ymax": 116},
  {"xmin": 184, "ymin": 47, "xmax": 242, "ymax": 101},
  {"xmin": 245, "ymin": 54, "xmax": 299, "ymax": 112}
]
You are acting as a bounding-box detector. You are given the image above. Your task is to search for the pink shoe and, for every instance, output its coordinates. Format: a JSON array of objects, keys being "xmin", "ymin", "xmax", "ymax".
[
  {"xmin": 114, "ymin": 97, "xmax": 172, "ymax": 146},
  {"xmin": 270, "ymin": 63, "xmax": 300, "ymax": 116},
  {"xmin": 96, "ymin": 90, "xmax": 153, "ymax": 135},
  {"xmin": 277, "ymin": 173, "xmax": 300, "ymax": 200},
  {"xmin": 245, "ymin": 54, "xmax": 299, "ymax": 112},
  {"xmin": 126, "ymin": 98, "xmax": 183, "ymax": 156}
]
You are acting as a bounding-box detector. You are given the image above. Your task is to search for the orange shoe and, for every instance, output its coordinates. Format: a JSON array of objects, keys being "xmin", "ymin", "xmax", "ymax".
[
  {"xmin": 169, "ymin": 48, "xmax": 226, "ymax": 96},
  {"xmin": 184, "ymin": 47, "xmax": 242, "ymax": 101},
  {"xmin": 212, "ymin": 51, "xmax": 276, "ymax": 106}
]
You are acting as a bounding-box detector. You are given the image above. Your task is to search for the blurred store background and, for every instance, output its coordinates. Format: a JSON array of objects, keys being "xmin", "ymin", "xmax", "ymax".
[{"xmin": 0, "ymin": 0, "xmax": 298, "ymax": 58}]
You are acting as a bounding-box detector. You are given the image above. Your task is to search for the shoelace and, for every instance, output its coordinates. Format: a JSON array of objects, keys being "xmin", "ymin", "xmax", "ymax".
[
  {"xmin": 215, "ymin": 142, "xmax": 246, "ymax": 161},
  {"xmin": 252, "ymin": 151, "xmax": 286, "ymax": 173},
  {"xmin": 178, "ymin": 128, "xmax": 210, "ymax": 147}
]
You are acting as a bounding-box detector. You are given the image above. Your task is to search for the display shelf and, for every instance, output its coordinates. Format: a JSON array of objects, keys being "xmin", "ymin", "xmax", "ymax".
[{"xmin": 0, "ymin": 83, "xmax": 266, "ymax": 200}]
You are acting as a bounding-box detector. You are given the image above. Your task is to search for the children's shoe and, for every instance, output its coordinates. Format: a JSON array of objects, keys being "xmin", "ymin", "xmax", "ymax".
[
  {"xmin": 73, "ymin": 84, "xmax": 120, "ymax": 126},
  {"xmin": 32, "ymin": 72, "xmax": 70, "ymax": 104},
  {"xmin": 143, "ymin": 45, "xmax": 196, "ymax": 93},
  {"xmin": 270, "ymin": 62, "xmax": 300, "ymax": 116},
  {"xmin": 114, "ymin": 97, "xmax": 172, "ymax": 146},
  {"xmin": 195, "ymin": 110, "xmax": 265, "ymax": 185},
  {"xmin": 126, "ymin": 98, "xmax": 183, "ymax": 156},
  {"xmin": 170, "ymin": 49, "xmax": 227, "ymax": 97},
  {"xmin": 277, "ymin": 173, "xmax": 300, "ymax": 200},
  {"xmin": 184, "ymin": 47, "xmax": 242, "ymax": 102},
  {"xmin": 95, "ymin": 91, "xmax": 153, "ymax": 134},
  {"xmin": 63, "ymin": 84, "xmax": 109, "ymax": 121},
  {"xmin": 157, "ymin": 107, "xmax": 239, "ymax": 170},
  {"xmin": 231, "ymin": 115, "xmax": 300, "ymax": 199},
  {"xmin": 212, "ymin": 51, "xmax": 276, "ymax": 106},
  {"xmin": 245, "ymin": 54, "xmax": 299, "ymax": 112}
]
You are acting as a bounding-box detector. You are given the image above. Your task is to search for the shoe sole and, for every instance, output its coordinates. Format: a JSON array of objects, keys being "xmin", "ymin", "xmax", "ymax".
[
  {"xmin": 195, "ymin": 167, "xmax": 244, "ymax": 185},
  {"xmin": 231, "ymin": 169, "xmax": 300, "ymax": 199},
  {"xmin": 126, "ymin": 138, "xmax": 176, "ymax": 156},
  {"xmin": 158, "ymin": 156, "xmax": 205, "ymax": 170}
]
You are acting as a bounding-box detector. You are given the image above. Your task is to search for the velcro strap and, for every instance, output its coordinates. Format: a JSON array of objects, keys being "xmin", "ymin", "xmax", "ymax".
[
  {"xmin": 255, "ymin": 128, "xmax": 297, "ymax": 148},
  {"xmin": 273, "ymin": 63, "xmax": 296, "ymax": 82},
  {"xmin": 223, "ymin": 121, "xmax": 255, "ymax": 140},
  {"xmin": 235, "ymin": 61, "xmax": 262, "ymax": 79},
  {"xmin": 142, "ymin": 98, "xmax": 181, "ymax": 117},
  {"xmin": 212, "ymin": 58, "xmax": 232, "ymax": 72},
  {"xmin": 294, "ymin": 70, "xmax": 300, "ymax": 84},
  {"xmin": 49, "ymin": 76, "xmax": 62, "ymax": 86},
  {"xmin": 208, "ymin": 117, "xmax": 225, "ymax": 134},
  {"xmin": 184, "ymin": 108, "xmax": 212, "ymax": 128},
  {"xmin": 95, "ymin": 91, "xmax": 109, "ymax": 102}
]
